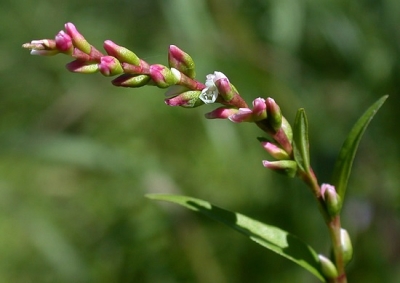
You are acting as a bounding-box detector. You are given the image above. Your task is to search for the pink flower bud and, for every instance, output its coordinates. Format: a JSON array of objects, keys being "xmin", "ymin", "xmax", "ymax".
[
  {"xmin": 228, "ymin": 108, "xmax": 253, "ymax": 123},
  {"xmin": 262, "ymin": 160, "xmax": 297, "ymax": 177},
  {"xmin": 261, "ymin": 142, "xmax": 290, "ymax": 160},
  {"xmin": 103, "ymin": 40, "xmax": 140, "ymax": 66},
  {"xmin": 266, "ymin": 97, "xmax": 282, "ymax": 132},
  {"xmin": 252, "ymin": 98, "xmax": 267, "ymax": 118},
  {"xmin": 168, "ymin": 45, "xmax": 196, "ymax": 79},
  {"xmin": 149, "ymin": 64, "xmax": 179, "ymax": 88},
  {"xmin": 66, "ymin": 59, "xmax": 99, "ymax": 74},
  {"xmin": 64, "ymin": 22, "xmax": 91, "ymax": 55},
  {"xmin": 214, "ymin": 78, "xmax": 235, "ymax": 101},
  {"xmin": 321, "ymin": 184, "xmax": 342, "ymax": 216},
  {"xmin": 55, "ymin": 30, "xmax": 73, "ymax": 53},
  {"xmin": 205, "ymin": 107, "xmax": 239, "ymax": 119},
  {"xmin": 112, "ymin": 74, "xmax": 150, "ymax": 87},
  {"xmin": 165, "ymin": 90, "xmax": 202, "ymax": 108},
  {"xmin": 98, "ymin": 56, "xmax": 123, "ymax": 76}
]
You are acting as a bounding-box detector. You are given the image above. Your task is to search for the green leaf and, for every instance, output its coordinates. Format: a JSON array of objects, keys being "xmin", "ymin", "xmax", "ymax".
[
  {"xmin": 147, "ymin": 194, "xmax": 326, "ymax": 282},
  {"xmin": 331, "ymin": 95, "xmax": 388, "ymax": 202},
  {"xmin": 293, "ymin": 108, "xmax": 311, "ymax": 173}
]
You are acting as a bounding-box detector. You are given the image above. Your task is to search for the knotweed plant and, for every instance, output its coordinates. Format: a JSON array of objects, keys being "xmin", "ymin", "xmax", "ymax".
[{"xmin": 23, "ymin": 23, "xmax": 387, "ymax": 283}]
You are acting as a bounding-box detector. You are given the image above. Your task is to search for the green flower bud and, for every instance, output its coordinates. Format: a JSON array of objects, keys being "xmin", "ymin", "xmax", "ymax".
[
  {"xmin": 112, "ymin": 74, "xmax": 151, "ymax": 88},
  {"xmin": 322, "ymin": 184, "xmax": 342, "ymax": 217},
  {"xmin": 340, "ymin": 229, "xmax": 353, "ymax": 265},
  {"xmin": 318, "ymin": 254, "xmax": 339, "ymax": 279},
  {"xmin": 262, "ymin": 160, "xmax": 297, "ymax": 177}
]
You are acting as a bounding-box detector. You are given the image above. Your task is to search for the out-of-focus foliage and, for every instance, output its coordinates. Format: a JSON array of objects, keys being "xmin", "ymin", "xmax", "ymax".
[{"xmin": 1, "ymin": 0, "xmax": 399, "ymax": 282}]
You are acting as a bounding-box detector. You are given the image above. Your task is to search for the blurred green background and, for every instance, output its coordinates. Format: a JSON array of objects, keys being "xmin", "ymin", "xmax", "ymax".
[{"xmin": 1, "ymin": 0, "xmax": 399, "ymax": 282}]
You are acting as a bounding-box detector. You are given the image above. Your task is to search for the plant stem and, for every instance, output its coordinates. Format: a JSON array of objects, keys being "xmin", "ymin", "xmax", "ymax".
[{"xmin": 301, "ymin": 168, "xmax": 347, "ymax": 283}]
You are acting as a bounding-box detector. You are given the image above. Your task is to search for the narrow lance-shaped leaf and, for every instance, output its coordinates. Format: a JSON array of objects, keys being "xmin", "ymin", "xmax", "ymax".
[
  {"xmin": 331, "ymin": 95, "xmax": 388, "ymax": 203},
  {"xmin": 147, "ymin": 194, "xmax": 326, "ymax": 282},
  {"xmin": 293, "ymin": 108, "xmax": 311, "ymax": 174}
]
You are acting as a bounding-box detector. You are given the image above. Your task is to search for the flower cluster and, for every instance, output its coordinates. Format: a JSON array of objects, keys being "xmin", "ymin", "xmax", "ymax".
[{"xmin": 22, "ymin": 23, "xmax": 298, "ymax": 177}]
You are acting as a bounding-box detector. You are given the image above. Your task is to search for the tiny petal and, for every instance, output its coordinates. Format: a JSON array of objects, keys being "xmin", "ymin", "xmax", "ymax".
[
  {"xmin": 199, "ymin": 71, "xmax": 228, "ymax": 104},
  {"xmin": 170, "ymin": 68, "xmax": 182, "ymax": 82},
  {"xmin": 199, "ymin": 86, "xmax": 218, "ymax": 104},
  {"xmin": 213, "ymin": 71, "xmax": 227, "ymax": 81}
]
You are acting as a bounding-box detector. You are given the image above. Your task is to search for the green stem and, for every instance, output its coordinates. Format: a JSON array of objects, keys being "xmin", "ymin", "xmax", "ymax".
[{"xmin": 301, "ymin": 168, "xmax": 347, "ymax": 283}]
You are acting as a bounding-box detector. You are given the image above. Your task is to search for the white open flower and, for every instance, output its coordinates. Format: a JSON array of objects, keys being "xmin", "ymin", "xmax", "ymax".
[{"xmin": 199, "ymin": 71, "xmax": 227, "ymax": 104}]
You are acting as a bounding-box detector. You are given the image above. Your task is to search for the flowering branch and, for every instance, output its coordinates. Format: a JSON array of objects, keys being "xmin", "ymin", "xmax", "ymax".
[{"xmin": 23, "ymin": 22, "xmax": 387, "ymax": 283}]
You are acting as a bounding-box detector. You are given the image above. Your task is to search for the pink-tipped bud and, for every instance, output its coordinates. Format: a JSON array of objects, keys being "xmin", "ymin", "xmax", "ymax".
[
  {"xmin": 98, "ymin": 56, "xmax": 123, "ymax": 76},
  {"xmin": 205, "ymin": 107, "xmax": 239, "ymax": 119},
  {"xmin": 112, "ymin": 74, "xmax": 150, "ymax": 88},
  {"xmin": 64, "ymin": 22, "xmax": 91, "ymax": 55},
  {"xmin": 228, "ymin": 98, "xmax": 267, "ymax": 123},
  {"xmin": 252, "ymin": 98, "xmax": 267, "ymax": 120},
  {"xmin": 262, "ymin": 160, "xmax": 297, "ymax": 177},
  {"xmin": 164, "ymin": 90, "xmax": 203, "ymax": 108},
  {"xmin": 214, "ymin": 78, "xmax": 235, "ymax": 101},
  {"xmin": 22, "ymin": 40, "xmax": 59, "ymax": 56},
  {"xmin": 321, "ymin": 184, "xmax": 342, "ymax": 217},
  {"xmin": 266, "ymin": 98, "xmax": 282, "ymax": 132},
  {"xmin": 149, "ymin": 64, "xmax": 179, "ymax": 88},
  {"xmin": 55, "ymin": 30, "xmax": 73, "ymax": 53},
  {"xmin": 261, "ymin": 142, "xmax": 290, "ymax": 160},
  {"xmin": 168, "ymin": 45, "xmax": 196, "ymax": 79},
  {"xmin": 103, "ymin": 40, "xmax": 140, "ymax": 66},
  {"xmin": 228, "ymin": 108, "xmax": 253, "ymax": 123},
  {"xmin": 66, "ymin": 59, "xmax": 99, "ymax": 74}
]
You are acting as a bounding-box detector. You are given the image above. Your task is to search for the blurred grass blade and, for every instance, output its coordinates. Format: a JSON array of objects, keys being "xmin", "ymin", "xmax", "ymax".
[
  {"xmin": 293, "ymin": 108, "xmax": 311, "ymax": 173},
  {"xmin": 147, "ymin": 194, "xmax": 325, "ymax": 282},
  {"xmin": 331, "ymin": 95, "xmax": 388, "ymax": 202}
]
